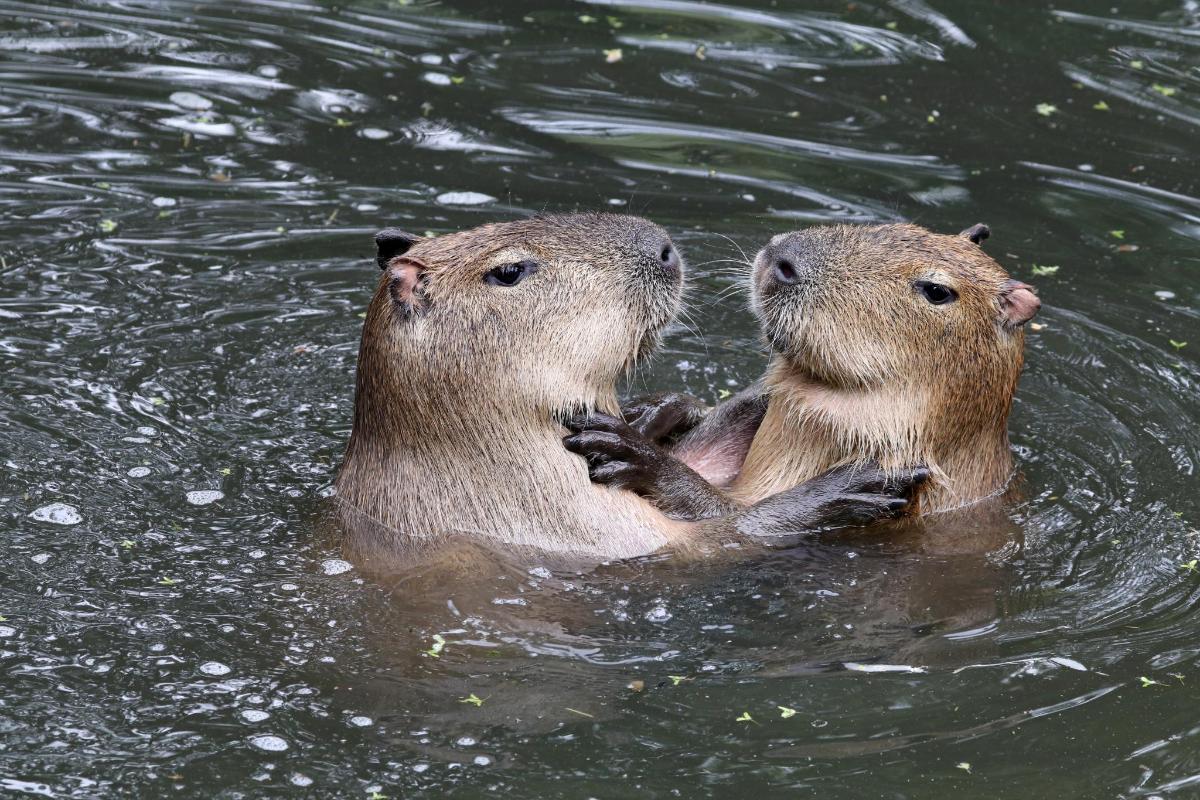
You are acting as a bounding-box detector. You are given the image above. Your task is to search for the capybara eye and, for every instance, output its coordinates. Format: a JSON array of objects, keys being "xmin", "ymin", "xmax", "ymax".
[
  {"xmin": 485, "ymin": 260, "xmax": 537, "ymax": 287},
  {"xmin": 915, "ymin": 280, "xmax": 957, "ymax": 305}
]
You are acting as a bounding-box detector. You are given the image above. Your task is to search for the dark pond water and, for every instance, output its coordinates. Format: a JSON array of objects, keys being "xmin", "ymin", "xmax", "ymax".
[{"xmin": 2, "ymin": 0, "xmax": 1199, "ymax": 797}]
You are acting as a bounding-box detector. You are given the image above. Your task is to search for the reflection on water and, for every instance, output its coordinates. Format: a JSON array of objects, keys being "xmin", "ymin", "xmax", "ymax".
[{"xmin": 1, "ymin": 0, "xmax": 1198, "ymax": 796}]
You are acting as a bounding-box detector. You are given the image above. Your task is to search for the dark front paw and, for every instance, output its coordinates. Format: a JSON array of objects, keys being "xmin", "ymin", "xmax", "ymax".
[
  {"xmin": 619, "ymin": 392, "xmax": 708, "ymax": 444},
  {"xmin": 563, "ymin": 413, "xmax": 665, "ymax": 494},
  {"xmin": 736, "ymin": 462, "xmax": 931, "ymax": 539},
  {"xmin": 816, "ymin": 463, "xmax": 931, "ymax": 526}
]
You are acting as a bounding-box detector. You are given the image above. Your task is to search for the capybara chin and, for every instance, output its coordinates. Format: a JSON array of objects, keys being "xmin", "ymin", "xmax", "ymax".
[
  {"xmin": 334, "ymin": 213, "xmax": 691, "ymax": 561},
  {"xmin": 734, "ymin": 223, "xmax": 1040, "ymax": 515}
]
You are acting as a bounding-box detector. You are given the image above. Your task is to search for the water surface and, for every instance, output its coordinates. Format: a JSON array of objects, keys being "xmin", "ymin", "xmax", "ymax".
[{"xmin": 2, "ymin": 0, "xmax": 1199, "ymax": 797}]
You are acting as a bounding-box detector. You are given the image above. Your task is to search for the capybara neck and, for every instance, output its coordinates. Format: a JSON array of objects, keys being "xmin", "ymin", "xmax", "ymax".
[{"xmin": 733, "ymin": 357, "xmax": 1018, "ymax": 514}]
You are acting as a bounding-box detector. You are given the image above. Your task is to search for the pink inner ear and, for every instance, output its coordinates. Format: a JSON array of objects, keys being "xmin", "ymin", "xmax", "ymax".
[
  {"xmin": 1000, "ymin": 279, "xmax": 1040, "ymax": 329},
  {"xmin": 387, "ymin": 256, "xmax": 427, "ymax": 308}
]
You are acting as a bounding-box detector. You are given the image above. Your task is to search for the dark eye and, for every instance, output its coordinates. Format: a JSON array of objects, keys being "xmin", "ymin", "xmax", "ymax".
[
  {"xmin": 485, "ymin": 260, "xmax": 537, "ymax": 287},
  {"xmin": 915, "ymin": 280, "xmax": 957, "ymax": 305}
]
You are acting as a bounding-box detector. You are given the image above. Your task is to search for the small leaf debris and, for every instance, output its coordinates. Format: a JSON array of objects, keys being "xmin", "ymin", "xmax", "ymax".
[
  {"xmin": 460, "ymin": 693, "xmax": 484, "ymax": 706},
  {"xmin": 423, "ymin": 633, "xmax": 447, "ymax": 658},
  {"xmin": 1139, "ymin": 676, "xmax": 1165, "ymax": 688},
  {"xmin": 778, "ymin": 706, "xmax": 797, "ymax": 719},
  {"xmin": 1030, "ymin": 264, "xmax": 1060, "ymax": 277},
  {"xmin": 1035, "ymin": 103, "xmax": 1058, "ymax": 117},
  {"xmin": 603, "ymin": 48, "xmax": 623, "ymax": 64},
  {"xmin": 99, "ymin": 219, "xmax": 118, "ymax": 233}
]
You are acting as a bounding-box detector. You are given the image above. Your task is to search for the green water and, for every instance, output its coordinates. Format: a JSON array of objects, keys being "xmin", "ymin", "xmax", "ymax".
[{"xmin": 1, "ymin": 0, "xmax": 1198, "ymax": 797}]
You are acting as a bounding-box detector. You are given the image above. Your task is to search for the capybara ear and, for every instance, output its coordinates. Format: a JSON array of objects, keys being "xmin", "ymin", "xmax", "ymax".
[
  {"xmin": 386, "ymin": 256, "xmax": 430, "ymax": 315},
  {"xmin": 375, "ymin": 228, "xmax": 422, "ymax": 270},
  {"xmin": 999, "ymin": 279, "xmax": 1040, "ymax": 330},
  {"xmin": 959, "ymin": 223, "xmax": 990, "ymax": 245}
]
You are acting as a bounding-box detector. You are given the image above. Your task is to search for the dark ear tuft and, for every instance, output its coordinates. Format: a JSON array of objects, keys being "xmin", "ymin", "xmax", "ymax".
[
  {"xmin": 959, "ymin": 223, "xmax": 990, "ymax": 246},
  {"xmin": 375, "ymin": 228, "xmax": 421, "ymax": 270}
]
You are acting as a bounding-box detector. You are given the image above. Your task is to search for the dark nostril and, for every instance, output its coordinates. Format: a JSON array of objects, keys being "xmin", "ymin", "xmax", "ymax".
[
  {"xmin": 773, "ymin": 258, "xmax": 799, "ymax": 284},
  {"xmin": 659, "ymin": 243, "xmax": 680, "ymax": 273}
]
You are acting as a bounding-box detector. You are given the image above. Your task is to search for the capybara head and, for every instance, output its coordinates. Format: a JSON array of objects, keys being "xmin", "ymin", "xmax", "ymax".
[
  {"xmin": 746, "ymin": 223, "xmax": 1039, "ymax": 510},
  {"xmin": 752, "ymin": 223, "xmax": 1037, "ymax": 402},
  {"xmin": 358, "ymin": 213, "xmax": 684, "ymax": 426}
]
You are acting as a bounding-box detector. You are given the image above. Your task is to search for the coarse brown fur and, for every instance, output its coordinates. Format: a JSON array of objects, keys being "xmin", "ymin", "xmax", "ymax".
[
  {"xmin": 730, "ymin": 223, "xmax": 1038, "ymax": 515},
  {"xmin": 335, "ymin": 213, "xmax": 695, "ymax": 562}
]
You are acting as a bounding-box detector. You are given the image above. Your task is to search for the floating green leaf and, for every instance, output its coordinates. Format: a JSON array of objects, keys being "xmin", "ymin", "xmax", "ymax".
[
  {"xmin": 460, "ymin": 693, "xmax": 484, "ymax": 706},
  {"xmin": 1109, "ymin": 230, "xmax": 1125, "ymax": 239},
  {"xmin": 606, "ymin": 16, "xmax": 623, "ymax": 28},
  {"xmin": 1030, "ymin": 264, "xmax": 1060, "ymax": 277},
  {"xmin": 1130, "ymin": 60, "xmax": 1144, "ymax": 69},
  {"xmin": 885, "ymin": 21, "xmax": 898, "ymax": 30},
  {"xmin": 1179, "ymin": 559, "xmax": 1197, "ymax": 572},
  {"xmin": 717, "ymin": 389, "xmax": 732, "ymax": 400},
  {"xmin": 1035, "ymin": 103, "xmax": 1057, "ymax": 117},
  {"xmin": 334, "ymin": 117, "xmax": 353, "ymax": 127},
  {"xmin": 99, "ymin": 219, "xmax": 118, "ymax": 233},
  {"xmin": 1151, "ymin": 84, "xmax": 1177, "ymax": 98},
  {"xmin": 449, "ymin": 75, "xmax": 465, "ymax": 85},
  {"xmin": 96, "ymin": 182, "xmax": 111, "ymax": 190},
  {"xmin": 423, "ymin": 633, "xmax": 447, "ymax": 658},
  {"xmin": 735, "ymin": 711, "xmax": 755, "ymax": 723},
  {"xmin": 120, "ymin": 540, "xmax": 135, "ymax": 550},
  {"xmin": 603, "ymin": 48, "xmax": 623, "ymax": 64},
  {"xmin": 1139, "ymin": 676, "xmax": 1164, "ymax": 688},
  {"xmin": 778, "ymin": 706, "xmax": 797, "ymax": 719},
  {"xmin": 1169, "ymin": 340, "xmax": 1187, "ymax": 350},
  {"xmin": 1093, "ymin": 101, "xmax": 1110, "ymax": 111},
  {"xmin": 158, "ymin": 577, "xmax": 177, "ymax": 586},
  {"xmin": 578, "ymin": 14, "xmax": 596, "ymax": 23},
  {"xmin": 668, "ymin": 675, "xmax": 691, "ymax": 686},
  {"xmin": 957, "ymin": 762, "xmax": 972, "ymax": 773}
]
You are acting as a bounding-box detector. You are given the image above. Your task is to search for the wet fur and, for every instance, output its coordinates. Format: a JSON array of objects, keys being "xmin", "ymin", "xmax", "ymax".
[
  {"xmin": 335, "ymin": 213, "xmax": 694, "ymax": 561},
  {"xmin": 687, "ymin": 224, "xmax": 1032, "ymax": 516}
]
